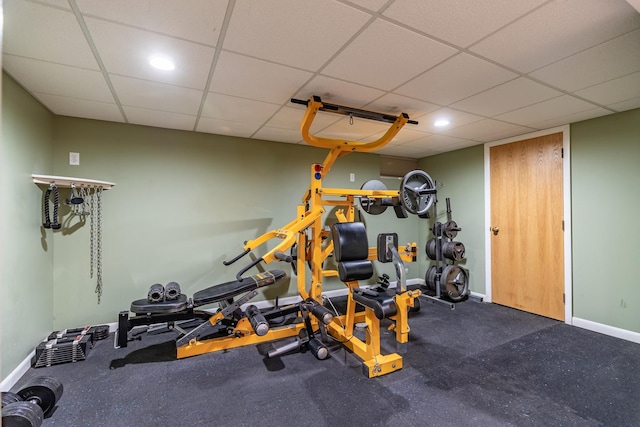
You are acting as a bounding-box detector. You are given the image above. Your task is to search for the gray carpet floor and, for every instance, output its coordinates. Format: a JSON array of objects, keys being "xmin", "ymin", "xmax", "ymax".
[{"xmin": 8, "ymin": 299, "xmax": 640, "ymax": 426}]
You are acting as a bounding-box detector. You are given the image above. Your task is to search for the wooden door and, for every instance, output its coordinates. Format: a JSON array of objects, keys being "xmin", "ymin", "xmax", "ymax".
[{"xmin": 490, "ymin": 133, "xmax": 564, "ymax": 320}]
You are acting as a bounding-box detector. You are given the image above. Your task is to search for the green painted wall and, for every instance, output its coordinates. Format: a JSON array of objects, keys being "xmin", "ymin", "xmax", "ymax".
[
  {"xmin": 50, "ymin": 117, "xmax": 422, "ymax": 328},
  {"xmin": 571, "ymin": 108, "xmax": 640, "ymax": 333},
  {"xmin": 418, "ymin": 145, "xmax": 485, "ymax": 294},
  {"xmin": 1, "ymin": 74, "xmax": 54, "ymax": 380}
]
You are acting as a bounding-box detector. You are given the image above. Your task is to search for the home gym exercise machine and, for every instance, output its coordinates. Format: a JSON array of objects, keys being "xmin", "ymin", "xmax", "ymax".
[{"xmin": 117, "ymin": 96, "xmax": 439, "ymax": 377}]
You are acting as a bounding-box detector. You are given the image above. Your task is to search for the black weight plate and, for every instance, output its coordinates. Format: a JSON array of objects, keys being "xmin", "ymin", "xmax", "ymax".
[
  {"xmin": 359, "ymin": 179, "xmax": 388, "ymax": 215},
  {"xmin": 93, "ymin": 325, "xmax": 110, "ymax": 340},
  {"xmin": 1, "ymin": 401, "xmax": 44, "ymax": 427},
  {"xmin": 442, "ymin": 241, "xmax": 465, "ymax": 261},
  {"xmin": 399, "ymin": 170, "xmax": 435, "ymax": 215},
  {"xmin": 443, "ymin": 220, "xmax": 459, "ymax": 239},
  {"xmin": 17, "ymin": 376, "xmax": 63, "ymax": 417},
  {"xmin": 425, "ymin": 266, "xmax": 438, "ymax": 291},
  {"xmin": 440, "ymin": 265, "xmax": 469, "ymax": 302},
  {"xmin": 425, "ymin": 238, "xmax": 438, "ymax": 260},
  {"xmin": 2, "ymin": 391, "xmax": 23, "ymax": 408}
]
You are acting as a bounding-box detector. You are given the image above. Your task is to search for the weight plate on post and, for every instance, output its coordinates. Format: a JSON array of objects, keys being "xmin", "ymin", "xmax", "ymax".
[
  {"xmin": 425, "ymin": 238, "xmax": 438, "ymax": 260},
  {"xmin": 1, "ymin": 401, "xmax": 44, "ymax": 427},
  {"xmin": 442, "ymin": 241, "xmax": 465, "ymax": 261},
  {"xmin": 2, "ymin": 391, "xmax": 23, "ymax": 408},
  {"xmin": 359, "ymin": 180, "xmax": 388, "ymax": 215},
  {"xmin": 400, "ymin": 170, "xmax": 435, "ymax": 216},
  {"xmin": 443, "ymin": 220, "xmax": 459, "ymax": 239},
  {"xmin": 17, "ymin": 376, "xmax": 63, "ymax": 418},
  {"xmin": 425, "ymin": 266, "xmax": 438, "ymax": 291},
  {"xmin": 440, "ymin": 265, "xmax": 469, "ymax": 302}
]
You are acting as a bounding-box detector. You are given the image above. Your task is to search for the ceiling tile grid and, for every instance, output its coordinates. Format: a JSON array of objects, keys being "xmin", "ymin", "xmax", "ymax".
[{"xmin": 3, "ymin": 0, "xmax": 640, "ymax": 159}]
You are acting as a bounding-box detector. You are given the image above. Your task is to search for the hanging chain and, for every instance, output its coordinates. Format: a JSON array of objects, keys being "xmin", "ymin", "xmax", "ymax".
[
  {"xmin": 90, "ymin": 187, "xmax": 96, "ymax": 278},
  {"xmin": 95, "ymin": 187, "xmax": 104, "ymax": 303}
]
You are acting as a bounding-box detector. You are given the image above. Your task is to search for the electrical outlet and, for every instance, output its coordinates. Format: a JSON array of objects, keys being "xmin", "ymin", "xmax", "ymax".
[
  {"xmin": 350, "ymin": 173, "xmax": 355, "ymax": 182},
  {"xmin": 69, "ymin": 152, "xmax": 80, "ymax": 166}
]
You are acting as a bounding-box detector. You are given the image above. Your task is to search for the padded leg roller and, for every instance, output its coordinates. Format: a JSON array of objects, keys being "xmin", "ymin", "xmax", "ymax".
[
  {"xmin": 147, "ymin": 283, "xmax": 164, "ymax": 303},
  {"xmin": 246, "ymin": 305, "xmax": 269, "ymax": 336}
]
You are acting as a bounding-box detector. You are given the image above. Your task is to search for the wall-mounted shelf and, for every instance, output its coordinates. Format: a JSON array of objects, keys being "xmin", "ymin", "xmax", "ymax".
[{"xmin": 32, "ymin": 174, "xmax": 116, "ymax": 190}]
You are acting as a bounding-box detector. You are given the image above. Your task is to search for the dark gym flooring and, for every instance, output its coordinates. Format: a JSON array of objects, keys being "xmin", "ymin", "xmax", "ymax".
[{"xmin": 8, "ymin": 299, "xmax": 640, "ymax": 427}]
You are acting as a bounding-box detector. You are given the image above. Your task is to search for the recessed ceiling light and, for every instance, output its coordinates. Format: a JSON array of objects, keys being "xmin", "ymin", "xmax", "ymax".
[
  {"xmin": 434, "ymin": 119, "xmax": 450, "ymax": 127},
  {"xmin": 149, "ymin": 55, "xmax": 175, "ymax": 71}
]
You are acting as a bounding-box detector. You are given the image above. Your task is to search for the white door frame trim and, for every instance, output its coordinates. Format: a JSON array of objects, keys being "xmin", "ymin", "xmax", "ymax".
[{"xmin": 483, "ymin": 125, "xmax": 573, "ymax": 324}]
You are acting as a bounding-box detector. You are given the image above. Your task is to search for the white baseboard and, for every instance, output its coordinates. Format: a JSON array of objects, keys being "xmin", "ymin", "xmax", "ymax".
[
  {"xmin": 0, "ymin": 350, "xmax": 35, "ymax": 391},
  {"xmin": 572, "ymin": 317, "xmax": 640, "ymax": 344}
]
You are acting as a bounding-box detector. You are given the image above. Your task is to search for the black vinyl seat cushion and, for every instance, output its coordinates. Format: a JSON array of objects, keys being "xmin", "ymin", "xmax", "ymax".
[
  {"xmin": 331, "ymin": 222, "xmax": 373, "ymax": 282},
  {"xmin": 193, "ymin": 270, "xmax": 286, "ymax": 307},
  {"xmin": 352, "ymin": 287, "xmax": 397, "ymax": 320}
]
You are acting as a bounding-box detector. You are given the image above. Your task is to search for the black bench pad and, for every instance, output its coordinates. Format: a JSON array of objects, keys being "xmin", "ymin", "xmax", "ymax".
[
  {"xmin": 193, "ymin": 270, "xmax": 287, "ymax": 307},
  {"xmin": 352, "ymin": 287, "xmax": 397, "ymax": 320},
  {"xmin": 131, "ymin": 294, "xmax": 189, "ymax": 314}
]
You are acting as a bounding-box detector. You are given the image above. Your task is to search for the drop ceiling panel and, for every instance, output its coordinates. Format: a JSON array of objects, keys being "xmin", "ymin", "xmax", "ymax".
[
  {"xmin": 396, "ymin": 53, "xmax": 517, "ymax": 105},
  {"xmin": 365, "ymin": 94, "xmax": 440, "ymax": 119},
  {"xmin": 347, "ymin": 0, "xmax": 389, "ymax": 12},
  {"xmin": 76, "ymin": 0, "xmax": 228, "ymax": 45},
  {"xmin": 470, "ymin": 0, "xmax": 640, "ymax": 73},
  {"xmin": 526, "ymin": 107, "xmax": 612, "ymax": 129},
  {"xmin": 85, "ymin": 17, "xmax": 216, "ymax": 89},
  {"xmin": 321, "ymin": 19, "xmax": 458, "ymax": 90},
  {"xmin": 294, "ymin": 75, "xmax": 385, "ymax": 107},
  {"xmin": 413, "ymin": 108, "xmax": 484, "ymax": 134},
  {"xmin": 34, "ymin": 92, "xmax": 123, "ymax": 122},
  {"xmin": 110, "ymin": 75, "xmax": 203, "ymax": 115},
  {"xmin": 451, "ymin": 77, "xmax": 563, "ymax": 117},
  {"xmin": 383, "ymin": 0, "xmax": 547, "ymax": 48},
  {"xmin": 223, "ymin": 0, "xmax": 371, "ymax": 70},
  {"xmin": 196, "ymin": 117, "xmax": 260, "ymax": 138},
  {"xmin": 574, "ymin": 71, "xmax": 640, "ymax": 106},
  {"xmin": 265, "ymin": 106, "xmax": 340, "ymax": 133},
  {"xmin": 209, "ymin": 52, "xmax": 313, "ymax": 104},
  {"xmin": 3, "ymin": 55, "xmax": 113, "ymax": 103},
  {"xmin": 365, "ymin": 128, "xmax": 430, "ymax": 145},
  {"xmin": 495, "ymin": 95, "xmax": 600, "ymax": 126},
  {"xmin": 3, "ymin": 0, "xmax": 98, "ymax": 68},
  {"xmin": 609, "ymin": 97, "xmax": 640, "ymax": 111},
  {"xmin": 530, "ymin": 29, "xmax": 640, "ymax": 92},
  {"xmin": 253, "ymin": 127, "xmax": 303, "ymax": 144},
  {"xmin": 443, "ymin": 118, "xmax": 533, "ymax": 142},
  {"xmin": 123, "ymin": 106, "xmax": 196, "ymax": 131},
  {"xmin": 201, "ymin": 93, "xmax": 280, "ymax": 125}
]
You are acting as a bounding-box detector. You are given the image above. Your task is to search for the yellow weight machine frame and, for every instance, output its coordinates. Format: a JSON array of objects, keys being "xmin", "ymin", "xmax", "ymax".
[{"xmin": 176, "ymin": 96, "xmax": 423, "ymax": 377}]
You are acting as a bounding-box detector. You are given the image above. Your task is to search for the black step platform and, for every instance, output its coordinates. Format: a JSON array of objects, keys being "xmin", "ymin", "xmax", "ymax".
[
  {"xmin": 193, "ymin": 270, "xmax": 287, "ymax": 307},
  {"xmin": 130, "ymin": 294, "xmax": 189, "ymax": 314}
]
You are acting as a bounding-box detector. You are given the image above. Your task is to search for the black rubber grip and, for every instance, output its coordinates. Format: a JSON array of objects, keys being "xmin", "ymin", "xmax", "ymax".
[{"xmin": 274, "ymin": 251, "xmax": 293, "ymax": 263}]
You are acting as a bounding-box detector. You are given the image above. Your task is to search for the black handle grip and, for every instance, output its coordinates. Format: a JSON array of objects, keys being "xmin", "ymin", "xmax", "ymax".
[
  {"xmin": 223, "ymin": 248, "xmax": 250, "ymax": 266},
  {"xmin": 290, "ymin": 98, "xmax": 308, "ymax": 106},
  {"xmin": 274, "ymin": 251, "xmax": 293, "ymax": 263},
  {"xmin": 236, "ymin": 257, "xmax": 263, "ymax": 281}
]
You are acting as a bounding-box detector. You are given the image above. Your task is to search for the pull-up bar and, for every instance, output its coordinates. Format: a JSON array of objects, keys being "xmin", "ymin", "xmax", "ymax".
[{"xmin": 291, "ymin": 96, "xmax": 419, "ymax": 125}]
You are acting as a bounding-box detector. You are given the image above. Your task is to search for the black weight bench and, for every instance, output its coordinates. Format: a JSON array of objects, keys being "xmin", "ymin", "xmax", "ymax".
[
  {"xmin": 118, "ymin": 270, "xmax": 287, "ymax": 349},
  {"xmin": 128, "ymin": 270, "xmax": 287, "ymax": 315}
]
